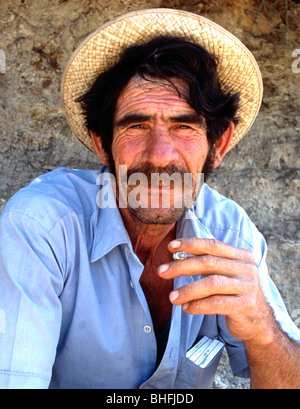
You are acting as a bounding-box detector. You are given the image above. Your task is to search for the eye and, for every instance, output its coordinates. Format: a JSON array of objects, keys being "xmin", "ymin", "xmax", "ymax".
[
  {"xmin": 176, "ymin": 124, "xmax": 193, "ymax": 130},
  {"xmin": 130, "ymin": 124, "xmax": 143, "ymax": 129}
]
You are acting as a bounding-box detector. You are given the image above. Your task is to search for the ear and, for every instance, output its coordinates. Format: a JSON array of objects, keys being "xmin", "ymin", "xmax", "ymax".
[
  {"xmin": 213, "ymin": 122, "xmax": 235, "ymax": 169},
  {"xmin": 90, "ymin": 131, "xmax": 110, "ymax": 166}
]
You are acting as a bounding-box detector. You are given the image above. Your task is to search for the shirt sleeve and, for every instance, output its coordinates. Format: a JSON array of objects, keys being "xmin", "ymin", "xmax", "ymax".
[
  {"xmin": 0, "ymin": 210, "xmax": 64, "ymax": 389},
  {"xmin": 258, "ymin": 252, "xmax": 300, "ymax": 345}
]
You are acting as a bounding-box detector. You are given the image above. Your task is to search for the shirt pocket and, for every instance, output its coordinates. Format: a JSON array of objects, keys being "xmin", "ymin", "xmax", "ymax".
[{"xmin": 173, "ymin": 353, "xmax": 222, "ymax": 389}]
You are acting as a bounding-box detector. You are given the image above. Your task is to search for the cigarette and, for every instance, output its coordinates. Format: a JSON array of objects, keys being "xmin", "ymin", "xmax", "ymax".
[{"xmin": 173, "ymin": 251, "xmax": 188, "ymax": 260}]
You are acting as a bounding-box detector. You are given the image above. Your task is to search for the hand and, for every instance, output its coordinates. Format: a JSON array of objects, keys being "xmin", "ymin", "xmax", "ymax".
[{"xmin": 157, "ymin": 238, "xmax": 276, "ymax": 345}]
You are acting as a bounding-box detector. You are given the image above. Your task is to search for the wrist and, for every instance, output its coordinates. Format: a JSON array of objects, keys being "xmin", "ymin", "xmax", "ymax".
[
  {"xmin": 243, "ymin": 307, "xmax": 280, "ymax": 348},
  {"xmin": 244, "ymin": 317, "xmax": 280, "ymax": 349}
]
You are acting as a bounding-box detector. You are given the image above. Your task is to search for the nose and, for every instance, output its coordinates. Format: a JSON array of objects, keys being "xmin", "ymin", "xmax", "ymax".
[{"xmin": 143, "ymin": 125, "xmax": 179, "ymax": 168}]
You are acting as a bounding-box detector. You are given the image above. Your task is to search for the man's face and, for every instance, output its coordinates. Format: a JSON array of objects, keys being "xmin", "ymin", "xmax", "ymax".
[{"xmin": 111, "ymin": 75, "xmax": 211, "ymax": 224}]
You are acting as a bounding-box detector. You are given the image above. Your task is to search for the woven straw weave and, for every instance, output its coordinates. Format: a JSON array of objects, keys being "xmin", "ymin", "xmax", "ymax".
[{"xmin": 62, "ymin": 9, "xmax": 263, "ymax": 153}]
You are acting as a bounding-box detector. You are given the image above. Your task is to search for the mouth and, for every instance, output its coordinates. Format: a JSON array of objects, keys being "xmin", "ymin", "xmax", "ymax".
[
  {"xmin": 147, "ymin": 182, "xmax": 176, "ymax": 190},
  {"xmin": 116, "ymin": 164, "xmax": 202, "ymax": 211}
]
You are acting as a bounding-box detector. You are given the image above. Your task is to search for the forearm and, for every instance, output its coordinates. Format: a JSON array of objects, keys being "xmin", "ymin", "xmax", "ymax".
[{"xmin": 245, "ymin": 326, "xmax": 300, "ymax": 389}]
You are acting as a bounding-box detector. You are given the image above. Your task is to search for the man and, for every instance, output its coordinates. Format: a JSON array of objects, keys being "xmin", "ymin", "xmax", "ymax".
[{"xmin": 0, "ymin": 9, "xmax": 299, "ymax": 389}]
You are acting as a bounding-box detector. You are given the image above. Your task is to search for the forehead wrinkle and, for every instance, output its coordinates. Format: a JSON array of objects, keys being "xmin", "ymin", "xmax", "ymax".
[
  {"xmin": 115, "ymin": 92, "xmax": 195, "ymax": 123},
  {"xmin": 116, "ymin": 75, "xmax": 190, "ymax": 105}
]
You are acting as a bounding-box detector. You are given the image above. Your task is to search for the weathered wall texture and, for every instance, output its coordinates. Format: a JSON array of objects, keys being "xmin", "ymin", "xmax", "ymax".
[{"xmin": 1, "ymin": 0, "xmax": 300, "ymax": 389}]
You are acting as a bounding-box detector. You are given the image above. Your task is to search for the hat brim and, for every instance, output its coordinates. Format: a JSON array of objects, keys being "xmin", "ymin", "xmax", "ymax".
[{"xmin": 62, "ymin": 8, "xmax": 263, "ymax": 153}]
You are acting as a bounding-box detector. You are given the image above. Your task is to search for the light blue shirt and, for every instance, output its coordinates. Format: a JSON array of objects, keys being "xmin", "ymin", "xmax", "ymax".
[{"xmin": 0, "ymin": 167, "xmax": 299, "ymax": 389}]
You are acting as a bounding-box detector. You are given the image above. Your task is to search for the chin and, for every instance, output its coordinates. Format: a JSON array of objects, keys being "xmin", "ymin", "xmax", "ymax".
[{"xmin": 129, "ymin": 207, "xmax": 186, "ymax": 225}]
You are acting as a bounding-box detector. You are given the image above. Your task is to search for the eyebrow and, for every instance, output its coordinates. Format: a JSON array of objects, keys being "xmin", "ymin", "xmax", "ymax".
[
  {"xmin": 169, "ymin": 114, "xmax": 206, "ymax": 129},
  {"xmin": 114, "ymin": 113, "xmax": 206, "ymax": 129},
  {"xmin": 114, "ymin": 114, "xmax": 151, "ymax": 129}
]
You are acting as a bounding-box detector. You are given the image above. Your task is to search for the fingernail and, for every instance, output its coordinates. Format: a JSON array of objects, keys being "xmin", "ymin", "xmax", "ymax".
[
  {"xmin": 182, "ymin": 303, "xmax": 189, "ymax": 311},
  {"xmin": 169, "ymin": 291, "xmax": 179, "ymax": 302},
  {"xmin": 158, "ymin": 264, "xmax": 170, "ymax": 274},
  {"xmin": 170, "ymin": 240, "xmax": 181, "ymax": 249}
]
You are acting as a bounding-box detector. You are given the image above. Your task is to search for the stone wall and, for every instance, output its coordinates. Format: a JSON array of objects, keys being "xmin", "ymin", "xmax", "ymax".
[{"xmin": 1, "ymin": 0, "xmax": 299, "ymax": 389}]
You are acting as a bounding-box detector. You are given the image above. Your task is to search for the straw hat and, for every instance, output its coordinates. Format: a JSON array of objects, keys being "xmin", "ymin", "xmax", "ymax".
[{"xmin": 62, "ymin": 8, "xmax": 263, "ymax": 153}]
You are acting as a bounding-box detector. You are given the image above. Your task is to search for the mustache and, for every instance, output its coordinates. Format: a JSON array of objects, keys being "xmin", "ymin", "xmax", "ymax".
[{"xmin": 124, "ymin": 163, "xmax": 188, "ymax": 184}]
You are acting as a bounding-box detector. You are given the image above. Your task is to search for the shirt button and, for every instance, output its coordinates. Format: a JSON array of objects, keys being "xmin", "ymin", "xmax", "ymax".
[
  {"xmin": 130, "ymin": 280, "xmax": 134, "ymax": 288},
  {"xmin": 143, "ymin": 325, "xmax": 152, "ymax": 334}
]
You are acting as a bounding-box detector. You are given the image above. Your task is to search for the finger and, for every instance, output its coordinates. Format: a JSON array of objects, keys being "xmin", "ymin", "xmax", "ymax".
[
  {"xmin": 181, "ymin": 294, "xmax": 241, "ymax": 316},
  {"xmin": 169, "ymin": 275, "xmax": 244, "ymax": 306},
  {"xmin": 169, "ymin": 238, "xmax": 254, "ymax": 263},
  {"xmin": 158, "ymin": 254, "xmax": 256, "ymax": 279}
]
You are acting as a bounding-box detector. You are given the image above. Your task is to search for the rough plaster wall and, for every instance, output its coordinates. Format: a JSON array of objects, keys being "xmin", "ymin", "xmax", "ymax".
[{"xmin": 1, "ymin": 0, "xmax": 300, "ymax": 389}]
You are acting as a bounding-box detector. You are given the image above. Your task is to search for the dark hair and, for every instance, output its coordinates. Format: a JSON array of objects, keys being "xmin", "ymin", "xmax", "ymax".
[{"xmin": 77, "ymin": 36, "xmax": 240, "ymax": 169}]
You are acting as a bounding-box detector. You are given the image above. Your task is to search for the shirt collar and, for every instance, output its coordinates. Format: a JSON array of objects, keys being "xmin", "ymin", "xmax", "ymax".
[
  {"xmin": 90, "ymin": 167, "xmax": 131, "ymax": 263},
  {"xmin": 176, "ymin": 205, "xmax": 215, "ymax": 241}
]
